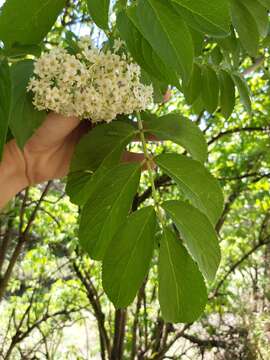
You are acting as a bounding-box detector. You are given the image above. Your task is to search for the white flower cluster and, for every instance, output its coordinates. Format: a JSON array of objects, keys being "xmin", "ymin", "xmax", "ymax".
[{"xmin": 28, "ymin": 37, "xmax": 153, "ymax": 123}]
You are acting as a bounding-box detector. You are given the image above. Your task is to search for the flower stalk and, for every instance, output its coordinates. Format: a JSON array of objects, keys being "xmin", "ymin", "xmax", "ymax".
[{"xmin": 136, "ymin": 112, "xmax": 165, "ymax": 226}]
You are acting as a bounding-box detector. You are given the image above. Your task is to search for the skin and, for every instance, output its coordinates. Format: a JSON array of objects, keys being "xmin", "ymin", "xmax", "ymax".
[{"xmin": 0, "ymin": 113, "xmax": 147, "ymax": 209}]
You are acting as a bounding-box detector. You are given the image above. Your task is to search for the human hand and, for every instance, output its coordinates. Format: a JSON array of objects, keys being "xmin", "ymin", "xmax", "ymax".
[
  {"xmin": 0, "ymin": 113, "xmax": 147, "ymax": 208},
  {"xmin": 23, "ymin": 112, "xmax": 90, "ymax": 185},
  {"xmin": 23, "ymin": 112, "xmax": 147, "ymax": 185}
]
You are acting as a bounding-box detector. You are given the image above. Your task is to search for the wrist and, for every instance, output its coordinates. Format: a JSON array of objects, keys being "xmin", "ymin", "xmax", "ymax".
[{"xmin": 0, "ymin": 140, "xmax": 28, "ymax": 209}]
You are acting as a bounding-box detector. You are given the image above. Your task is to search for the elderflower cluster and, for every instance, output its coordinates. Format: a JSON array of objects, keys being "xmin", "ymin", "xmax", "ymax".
[{"xmin": 27, "ymin": 37, "xmax": 153, "ymax": 123}]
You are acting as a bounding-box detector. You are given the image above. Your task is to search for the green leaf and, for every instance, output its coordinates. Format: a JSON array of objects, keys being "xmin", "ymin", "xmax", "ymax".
[
  {"xmin": 191, "ymin": 95, "xmax": 205, "ymax": 115},
  {"xmin": 3, "ymin": 44, "xmax": 41, "ymax": 57},
  {"xmin": 258, "ymin": 0, "xmax": 270, "ymax": 9},
  {"xmin": 66, "ymin": 171, "xmax": 92, "ymax": 204},
  {"xmin": 0, "ymin": 0, "xmax": 65, "ymax": 47},
  {"xmin": 117, "ymin": 10, "xmax": 167, "ymax": 85},
  {"xmin": 115, "ymin": 0, "xmax": 127, "ymax": 11},
  {"xmin": 155, "ymin": 154, "xmax": 223, "ymax": 225},
  {"xmin": 0, "ymin": 59, "xmax": 11, "ymax": 159},
  {"xmin": 141, "ymin": 69, "xmax": 168, "ymax": 104},
  {"xmin": 117, "ymin": 11, "xmax": 149, "ymax": 72},
  {"xmin": 144, "ymin": 113, "xmax": 207, "ymax": 163},
  {"xmin": 230, "ymin": 0, "xmax": 259, "ymax": 56},
  {"xmin": 162, "ymin": 200, "xmax": 221, "ymax": 282},
  {"xmin": 201, "ymin": 65, "xmax": 219, "ymax": 114},
  {"xmin": 9, "ymin": 60, "xmax": 46, "ymax": 148},
  {"xmin": 171, "ymin": 0, "xmax": 231, "ymax": 37},
  {"xmin": 68, "ymin": 143, "xmax": 128, "ymax": 206},
  {"xmin": 68, "ymin": 121, "xmax": 136, "ymax": 205},
  {"xmin": 210, "ymin": 46, "xmax": 223, "ymax": 66},
  {"xmin": 70, "ymin": 121, "xmax": 136, "ymax": 172},
  {"xmin": 86, "ymin": 0, "xmax": 110, "ymax": 30},
  {"xmin": 219, "ymin": 69, "xmax": 236, "ymax": 119},
  {"xmin": 123, "ymin": 7, "xmax": 180, "ymax": 87},
  {"xmin": 182, "ymin": 63, "xmax": 202, "ymax": 105},
  {"xmin": 219, "ymin": 32, "xmax": 241, "ymax": 69},
  {"xmin": 79, "ymin": 163, "xmax": 141, "ymax": 260},
  {"xmin": 137, "ymin": 0, "xmax": 194, "ymax": 83},
  {"xmin": 64, "ymin": 31, "xmax": 81, "ymax": 55},
  {"xmin": 232, "ymin": 73, "xmax": 252, "ymax": 114},
  {"xmin": 158, "ymin": 228, "xmax": 207, "ymax": 323},
  {"xmin": 103, "ymin": 207, "xmax": 156, "ymax": 308},
  {"xmin": 239, "ymin": 0, "xmax": 269, "ymax": 38},
  {"xmin": 189, "ymin": 28, "xmax": 204, "ymax": 56}
]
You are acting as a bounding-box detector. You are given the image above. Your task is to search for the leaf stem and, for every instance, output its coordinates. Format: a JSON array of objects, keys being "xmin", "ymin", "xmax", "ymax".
[{"xmin": 136, "ymin": 112, "xmax": 164, "ymax": 225}]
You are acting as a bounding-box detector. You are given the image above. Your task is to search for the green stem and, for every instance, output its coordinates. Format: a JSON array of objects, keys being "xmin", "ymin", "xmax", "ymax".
[{"xmin": 136, "ymin": 112, "xmax": 164, "ymax": 225}]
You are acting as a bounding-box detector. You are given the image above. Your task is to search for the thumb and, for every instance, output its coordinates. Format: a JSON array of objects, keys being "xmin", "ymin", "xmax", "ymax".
[{"xmin": 26, "ymin": 112, "xmax": 81, "ymax": 150}]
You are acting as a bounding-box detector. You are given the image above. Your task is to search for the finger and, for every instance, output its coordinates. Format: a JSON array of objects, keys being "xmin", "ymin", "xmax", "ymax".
[
  {"xmin": 26, "ymin": 112, "xmax": 81, "ymax": 150},
  {"xmin": 121, "ymin": 151, "xmax": 156, "ymax": 171},
  {"xmin": 122, "ymin": 151, "xmax": 145, "ymax": 164},
  {"xmin": 41, "ymin": 112, "xmax": 81, "ymax": 139},
  {"xmin": 53, "ymin": 120, "xmax": 91, "ymax": 177},
  {"xmin": 163, "ymin": 89, "xmax": 172, "ymax": 103},
  {"xmin": 25, "ymin": 120, "xmax": 92, "ymax": 184},
  {"xmin": 68, "ymin": 119, "xmax": 92, "ymax": 145},
  {"xmin": 133, "ymin": 133, "xmax": 159, "ymax": 142}
]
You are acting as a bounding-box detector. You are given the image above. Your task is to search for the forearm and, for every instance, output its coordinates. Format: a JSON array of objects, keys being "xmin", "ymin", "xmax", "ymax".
[{"xmin": 0, "ymin": 140, "xmax": 28, "ymax": 209}]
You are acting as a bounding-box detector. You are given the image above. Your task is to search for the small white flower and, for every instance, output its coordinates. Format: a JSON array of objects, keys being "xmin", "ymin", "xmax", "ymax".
[
  {"xmin": 113, "ymin": 38, "xmax": 124, "ymax": 53},
  {"xmin": 28, "ymin": 40, "xmax": 153, "ymax": 123},
  {"xmin": 78, "ymin": 36, "xmax": 92, "ymax": 50}
]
